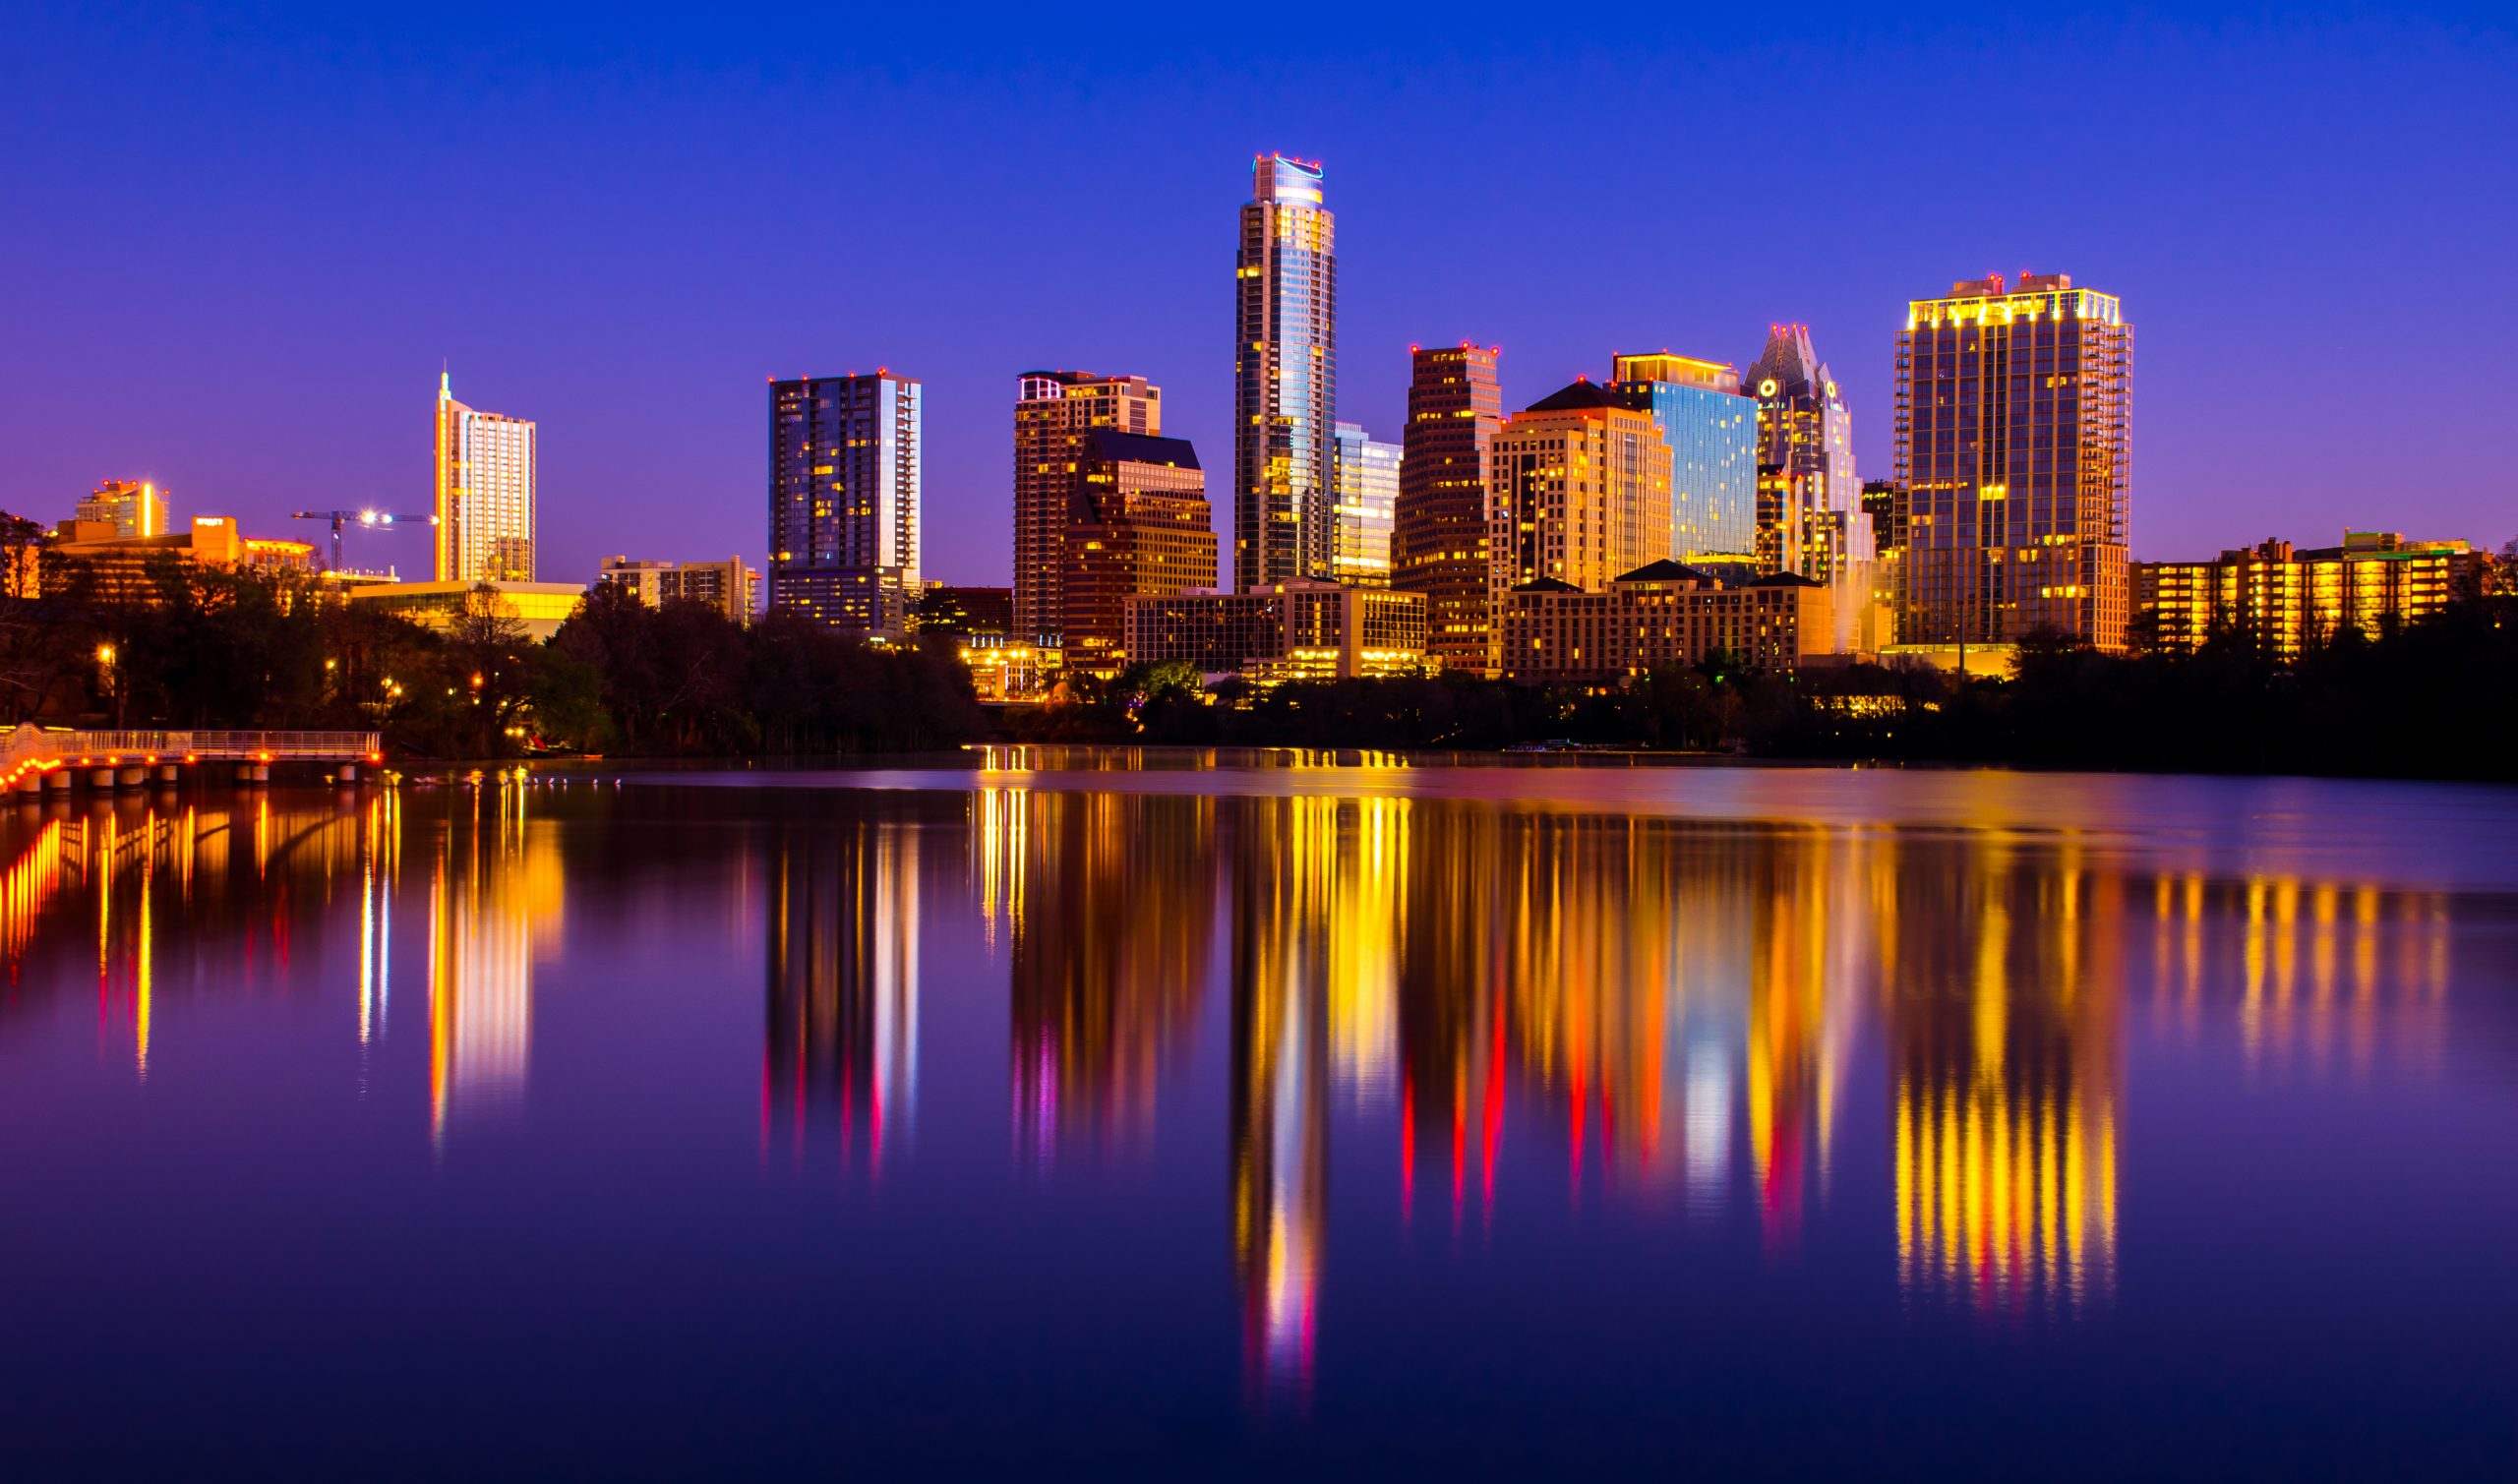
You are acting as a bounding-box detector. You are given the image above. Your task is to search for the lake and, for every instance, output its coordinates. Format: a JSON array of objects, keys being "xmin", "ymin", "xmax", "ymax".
[{"xmin": 2, "ymin": 751, "xmax": 2513, "ymax": 1478}]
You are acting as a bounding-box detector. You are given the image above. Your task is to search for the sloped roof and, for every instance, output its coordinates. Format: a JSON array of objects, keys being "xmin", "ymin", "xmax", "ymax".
[
  {"xmin": 1512, "ymin": 576, "xmax": 1584, "ymax": 593},
  {"xmin": 1613, "ymin": 559, "xmax": 1718, "ymax": 585},
  {"xmin": 1523, "ymin": 379, "xmax": 1618, "ymax": 414},
  {"xmin": 1086, "ymin": 428, "xmax": 1200, "ymax": 470}
]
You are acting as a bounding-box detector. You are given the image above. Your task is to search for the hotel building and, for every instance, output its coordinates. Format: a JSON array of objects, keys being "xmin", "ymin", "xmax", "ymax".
[
  {"xmin": 76, "ymin": 479, "xmax": 169, "ymax": 540},
  {"xmin": 1124, "ymin": 579, "xmax": 1425, "ymax": 681},
  {"xmin": 768, "ymin": 371, "xmax": 922, "ymax": 637},
  {"xmin": 1393, "ymin": 343, "xmax": 1504, "ymax": 676},
  {"xmin": 2134, "ymin": 532, "xmax": 2488, "ymax": 659},
  {"xmin": 1892, "ymin": 273, "xmax": 2131, "ymax": 657},
  {"xmin": 1235, "ymin": 154, "xmax": 1337, "ymax": 587},
  {"xmin": 1494, "ymin": 561, "xmax": 1838, "ymax": 681},
  {"xmin": 1606, "ymin": 352, "xmax": 1757, "ymax": 562},
  {"xmin": 1061, "ymin": 430, "xmax": 1218, "ymax": 675},
  {"xmin": 1013, "ymin": 371, "xmax": 1162, "ymax": 639},
  {"xmin": 1330, "ymin": 422, "xmax": 1400, "ymax": 587},
  {"xmin": 1488, "ymin": 381, "xmax": 1673, "ymax": 669},
  {"xmin": 597, "ymin": 556, "xmax": 759, "ymax": 625},
  {"xmin": 434, "ymin": 371, "xmax": 538, "ymax": 582}
]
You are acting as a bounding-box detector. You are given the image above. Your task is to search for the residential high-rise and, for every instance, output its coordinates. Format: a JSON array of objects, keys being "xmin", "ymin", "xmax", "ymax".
[
  {"xmin": 1893, "ymin": 273, "xmax": 2132, "ymax": 656},
  {"xmin": 1330, "ymin": 422, "xmax": 1400, "ymax": 587},
  {"xmin": 598, "ymin": 556, "xmax": 759, "ymax": 625},
  {"xmin": 1234, "ymin": 153, "xmax": 1337, "ymax": 588},
  {"xmin": 76, "ymin": 479, "xmax": 168, "ymax": 540},
  {"xmin": 434, "ymin": 371, "xmax": 538, "ymax": 582},
  {"xmin": 1744, "ymin": 325, "xmax": 1863, "ymax": 579},
  {"xmin": 1013, "ymin": 372, "xmax": 1161, "ymax": 639},
  {"xmin": 768, "ymin": 372, "xmax": 922, "ymax": 636},
  {"xmin": 1061, "ymin": 429, "xmax": 1217, "ymax": 674},
  {"xmin": 1393, "ymin": 343, "xmax": 1503, "ymax": 675},
  {"xmin": 1606, "ymin": 353, "xmax": 1757, "ymax": 562},
  {"xmin": 1487, "ymin": 381, "xmax": 1673, "ymax": 662}
]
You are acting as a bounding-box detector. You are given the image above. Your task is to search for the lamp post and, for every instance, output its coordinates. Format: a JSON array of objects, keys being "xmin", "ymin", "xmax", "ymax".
[{"xmin": 95, "ymin": 643, "xmax": 121, "ymax": 728}]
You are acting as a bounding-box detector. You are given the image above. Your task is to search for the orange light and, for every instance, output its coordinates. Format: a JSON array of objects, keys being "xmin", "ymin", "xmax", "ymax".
[{"xmin": 258, "ymin": 751, "xmax": 271, "ymax": 762}]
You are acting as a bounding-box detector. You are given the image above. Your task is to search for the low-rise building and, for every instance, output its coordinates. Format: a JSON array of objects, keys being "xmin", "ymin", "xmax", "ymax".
[
  {"xmin": 1494, "ymin": 560, "xmax": 1837, "ymax": 682},
  {"xmin": 598, "ymin": 556, "xmax": 759, "ymax": 625},
  {"xmin": 1123, "ymin": 579, "xmax": 1426, "ymax": 681},
  {"xmin": 911, "ymin": 584, "xmax": 1014, "ymax": 638},
  {"xmin": 346, "ymin": 579, "xmax": 587, "ymax": 641},
  {"xmin": 42, "ymin": 515, "xmax": 316, "ymax": 601},
  {"xmin": 2134, "ymin": 532, "xmax": 2487, "ymax": 659}
]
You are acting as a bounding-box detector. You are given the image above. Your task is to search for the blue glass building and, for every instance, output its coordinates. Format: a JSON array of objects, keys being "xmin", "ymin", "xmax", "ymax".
[{"xmin": 1609, "ymin": 353, "xmax": 1757, "ymax": 561}]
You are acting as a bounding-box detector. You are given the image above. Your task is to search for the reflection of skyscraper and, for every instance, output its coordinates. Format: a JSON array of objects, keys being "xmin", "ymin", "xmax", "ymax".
[
  {"xmin": 765, "ymin": 817, "xmax": 922, "ymax": 1171},
  {"xmin": 1007, "ymin": 792, "xmax": 1216, "ymax": 1165},
  {"xmin": 429, "ymin": 781, "xmax": 563, "ymax": 1139},
  {"xmin": 1235, "ymin": 153, "xmax": 1337, "ymax": 588}
]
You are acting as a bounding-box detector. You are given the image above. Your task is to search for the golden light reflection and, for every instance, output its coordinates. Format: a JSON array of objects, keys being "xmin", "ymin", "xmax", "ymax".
[
  {"xmin": 766, "ymin": 812, "xmax": 923, "ymax": 1176},
  {"xmin": 428, "ymin": 776, "xmax": 559, "ymax": 1143}
]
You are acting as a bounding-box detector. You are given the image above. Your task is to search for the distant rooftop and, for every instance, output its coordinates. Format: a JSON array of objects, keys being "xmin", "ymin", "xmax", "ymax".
[
  {"xmin": 1254, "ymin": 152, "xmax": 1325, "ymax": 207},
  {"xmin": 1087, "ymin": 428, "xmax": 1200, "ymax": 470}
]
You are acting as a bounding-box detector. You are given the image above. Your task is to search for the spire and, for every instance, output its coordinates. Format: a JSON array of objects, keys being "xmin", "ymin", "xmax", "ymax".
[
  {"xmin": 1748, "ymin": 324, "xmax": 1827, "ymax": 399},
  {"xmin": 440, "ymin": 361, "xmax": 451, "ymax": 400}
]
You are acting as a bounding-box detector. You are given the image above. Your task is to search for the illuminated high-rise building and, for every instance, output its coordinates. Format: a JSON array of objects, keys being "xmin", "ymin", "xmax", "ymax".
[
  {"xmin": 1745, "ymin": 325, "xmax": 1862, "ymax": 579},
  {"xmin": 1013, "ymin": 372, "xmax": 1161, "ymax": 639},
  {"xmin": 1607, "ymin": 352, "xmax": 1757, "ymax": 561},
  {"xmin": 1234, "ymin": 153, "xmax": 1337, "ymax": 588},
  {"xmin": 1330, "ymin": 421, "xmax": 1400, "ymax": 587},
  {"xmin": 1061, "ymin": 430, "xmax": 1217, "ymax": 675},
  {"xmin": 1487, "ymin": 381, "xmax": 1673, "ymax": 649},
  {"xmin": 1392, "ymin": 343, "xmax": 1502, "ymax": 675},
  {"xmin": 433, "ymin": 371, "xmax": 537, "ymax": 582},
  {"xmin": 768, "ymin": 371, "xmax": 922, "ymax": 636},
  {"xmin": 76, "ymin": 479, "xmax": 168, "ymax": 540},
  {"xmin": 1893, "ymin": 273, "xmax": 2131, "ymax": 656}
]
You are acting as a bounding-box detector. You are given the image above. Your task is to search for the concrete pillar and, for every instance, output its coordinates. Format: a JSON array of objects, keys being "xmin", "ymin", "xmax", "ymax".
[
  {"xmin": 156, "ymin": 764, "xmax": 180, "ymax": 786},
  {"xmin": 335, "ymin": 763, "xmax": 358, "ymax": 784},
  {"xmin": 43, "ymin": 770, "xmax": 70, "ymax": 795},
  {"xmin": 116, "ymin": 766, "xmax": 146, "ymax": 790},
  {"xmin": 250, "ymin": 764, "xmax": 270, "ymax": 785},
  {"xmin": 14, "ymin": 772, "xmax": 40, "ymax": 798},
  {"xmin": 90, "ymin": 769, "xmax": 116, "ymax": 791},
  {"xmin": 238, "ymin": 763, "xmax": 270, "ymax": 786}
]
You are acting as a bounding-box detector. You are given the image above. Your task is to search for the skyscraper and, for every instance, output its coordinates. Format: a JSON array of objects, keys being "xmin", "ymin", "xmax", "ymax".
[
  {"xmin": 768, "ymin": 371, "xmax": 923, "ymax": 636},
  {"xmin": 1329, "ymin": 422, "xmax": 1400, "ymax": 587},
  {"xmin": 1607, "ymin": 353, "xmax": 1757, "ymax": 561},
  {"xmin": 1746, "ymin": 324, "xmax": 1864, "ymax": 581},
  {"xmin": 1013, "ymin": 372, "xmax": 1161, "ymax": 639},
  {"xmin": 76, "ymin": 479, "xmax": 168, "ymax": 540},
  {"xmin": 1893, "ymin": 273, "xmax": 2132, "ymax": 656},
  {"xmin": 1234, "ymin": 153, "xmax": 1336, "ymax": 588},
  {"xmin": 434, "ymin": 371, "xmax": 537, "ymax": 582},
  {"xmin": 1487, "ymin": 381, "xmax": 1673, "ymax": 665},
  {"xmin": 1062, "ymin": 429, "xmax": 1217, "ymax": 674},
  {"xmin": 1393, "ymin": 343, "xmax": 1502, "ymax": 675}
]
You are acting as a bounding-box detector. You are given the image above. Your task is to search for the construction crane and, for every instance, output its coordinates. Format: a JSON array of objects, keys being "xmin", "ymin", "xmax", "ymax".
[{"xmin": 289, "ymin": 508, "xmax": 437, "ymax": 573}]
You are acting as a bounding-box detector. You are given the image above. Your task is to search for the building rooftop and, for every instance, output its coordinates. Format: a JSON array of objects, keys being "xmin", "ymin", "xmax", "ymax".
[
  {"xmin": 1746, "ymin": 324, "xmax": 1834, "ymax": 401},
  {"xmin": 1086, "ymin": 428, "xmax": 1200, "ymax": 470},
  {"xmin": 1512, "ymin": 576, "xmax": 1584, "ymax": 594},
  {"xmin": 1523, "ymin": 380, "xmax": 1619, "ymax": 415},
  {"xmin": 1613, "ymin": 559, "xmax": 1721, "ymax": 586}
]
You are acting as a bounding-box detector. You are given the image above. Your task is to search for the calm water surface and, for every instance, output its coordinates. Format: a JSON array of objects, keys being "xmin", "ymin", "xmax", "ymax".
[{"xmin": 3, "ymin": 752, "xmax": 2513, "ymax": 1478}]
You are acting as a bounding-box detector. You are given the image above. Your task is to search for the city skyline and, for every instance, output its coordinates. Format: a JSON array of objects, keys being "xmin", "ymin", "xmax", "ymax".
[{"xmin": 2, "ymin": 9, "xmax": 2511, "ymax": 591}]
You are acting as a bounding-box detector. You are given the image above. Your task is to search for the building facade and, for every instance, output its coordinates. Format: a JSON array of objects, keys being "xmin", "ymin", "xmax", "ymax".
[
  {"xmin": 598, "ymin": 556, "xmax": 759, "ymax": 625},
  {"xmin": 1607, "ymin": 353, "xmax": 1757, "ymax": 561},
  {"xmin": 1062, "ymin": 430, "xmax": 1218, "ymax": 675},
  {"xmin": 1234, "ymin": 154, "xmax": 1337, "ymax": 588},
  {"xmin": 911, "ymin": 585, "xmax": 1014, "ymax": 638},
  {"xmin": 1393, "ymin": 343, "xmax": 1504, "ymax": 677},
  {"xmin": 1745, "ymin": 325, "xmax": 1863, "ymax": 578},
  {"xmin": 1892, "ymin": 272, "xmax": 2132, "ymax": 656},
  {"xmin": 1013, "ymin": 371, "xmax": 1161, "ymax": 639},
  {"xmin": 76, "ymin": 479, "xmax": 169, "ymax": 540},
  {"xmin": 768, "ymin": 372, "xmax": 922, "ymax": 637},
  {"xmin": 1494, "ymin": 561, "xmax": 1837, "ymax": 681},
  {"xmin": 1488, "ymin": 381, "xmax": 1673, "ymax": 670},
  {"xmin": 1123, "ymin": 580, "xmax": 1425, "ymax": 680},
  {"xmin": 1330, "ymin": 421, "xmax": 1400, "ymax": 587},
  {"xmin": 434, "ymin": 371, "xmax": 538, "ymax": 583},
  {"xmin": 43, "ymin": 515, "xmax": 314, "ymax": 602},
  {"xmin": 346, "ymin": 580, "xmax": 588, "ymax": 641},
  {"xmin": 2134, "ymin": 532, "xmax": 2488, "ymax": 659}
]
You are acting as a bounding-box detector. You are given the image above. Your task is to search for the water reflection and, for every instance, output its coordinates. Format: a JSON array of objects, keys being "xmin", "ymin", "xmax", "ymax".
[{"xmin": 766, "ymin": 814, "xmax": 922, "ymax": 1174}]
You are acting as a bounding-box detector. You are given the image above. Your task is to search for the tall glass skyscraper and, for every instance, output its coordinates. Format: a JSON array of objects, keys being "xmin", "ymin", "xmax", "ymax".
[
  {"xmin": 767, "ymin": 371, "xmax": 923, "ymax": 636},
  {"xmin": 1234, "ymin": 153, "xmax": 1336, "ymax": 588},
  {"xmin": 1607, "ymin": 353, "xmax": 1756, "ymax": 561},
  {"xmin": 1892, "ymin": 273, "xmax": 2132, "ymax": 654},
  {"xmin": 1746, "ymin": 324, "xmax": 1864, "ymax": 581},
  {"xmin": 1329, "ymin": 421, "xmax": 1400, "ymax": 587},
  {"xmin": 434, "ymin": 370, "xmax": 537, "ymax": 582},
  {"xmin": 1394, "ymin": 343, "xmax": 1503, "ymax": 675}
]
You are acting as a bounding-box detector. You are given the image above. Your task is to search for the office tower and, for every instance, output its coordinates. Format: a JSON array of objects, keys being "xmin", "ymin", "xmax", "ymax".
[
  {"xmin": 1330, "ymin": 422, "xmax": 1400, "ymax": 587},
  {"xmin": 1013, "ymin": 372, "xmax": 1161, "ymax": 638},
  {"xmin": 768, "ymin": 371, "xmax": 922, "ymax": 636},
  {"xmin": 1893, "ymin": 273, "xmax": 2132, "ymax": 655},
  {"xmin": 1606, "ymin": 353, "xmax": 1757, "ymax": 561},
  {"xmin": 1234, "ymin": 153, "xmax": 1337, "ymax": 587},
  {"xmin": 2134, "ymin": 532, "xmax": 2487, "ymax": 659},
  {"xmin": 1393, "ymin": 343, "xmax": 1503, "ymax": 675},
  {"xmin": 76, "ymin": 479, "xmax": 168, "ymax": 540},
  {"xmin": 598, "ymin": 556, "xmax": 759, "ymax": 625},
  {"xmin": 1061, "ymin": 429, "xmax": 1218, "ymax": 674},
  {"xmin": 1745, "ymin": 325, "xmax": 1863, "ymax": 579},
  {"xmin": 434, "ymin": 371, "xmax": 538, "ymax": 582},
  {"xmin": 1487, "ymin": 381, "xmax": 1673, "ymax": 640}
]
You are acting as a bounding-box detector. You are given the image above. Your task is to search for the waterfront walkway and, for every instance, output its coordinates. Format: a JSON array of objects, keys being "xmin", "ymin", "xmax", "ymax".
[{"xmin": 1, "ymin": 725, "xmax": 382, "ymax": 793}]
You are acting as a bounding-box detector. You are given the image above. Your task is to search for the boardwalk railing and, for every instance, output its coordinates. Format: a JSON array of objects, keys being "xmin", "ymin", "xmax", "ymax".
[{"xmin": 3, "ymin": 725, "xmax": 381, "ymax": 779}]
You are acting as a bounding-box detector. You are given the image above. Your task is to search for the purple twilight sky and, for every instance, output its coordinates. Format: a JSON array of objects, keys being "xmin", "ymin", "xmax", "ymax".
[{"xmin": 3, "ymin": 3, "xmax": 2512, "ymax": 587}]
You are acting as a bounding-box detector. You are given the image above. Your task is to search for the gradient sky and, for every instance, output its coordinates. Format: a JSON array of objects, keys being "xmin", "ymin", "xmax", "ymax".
[{"xmin": 4, "ymin": 3, "xmax": 2512, "ymax": 587}]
